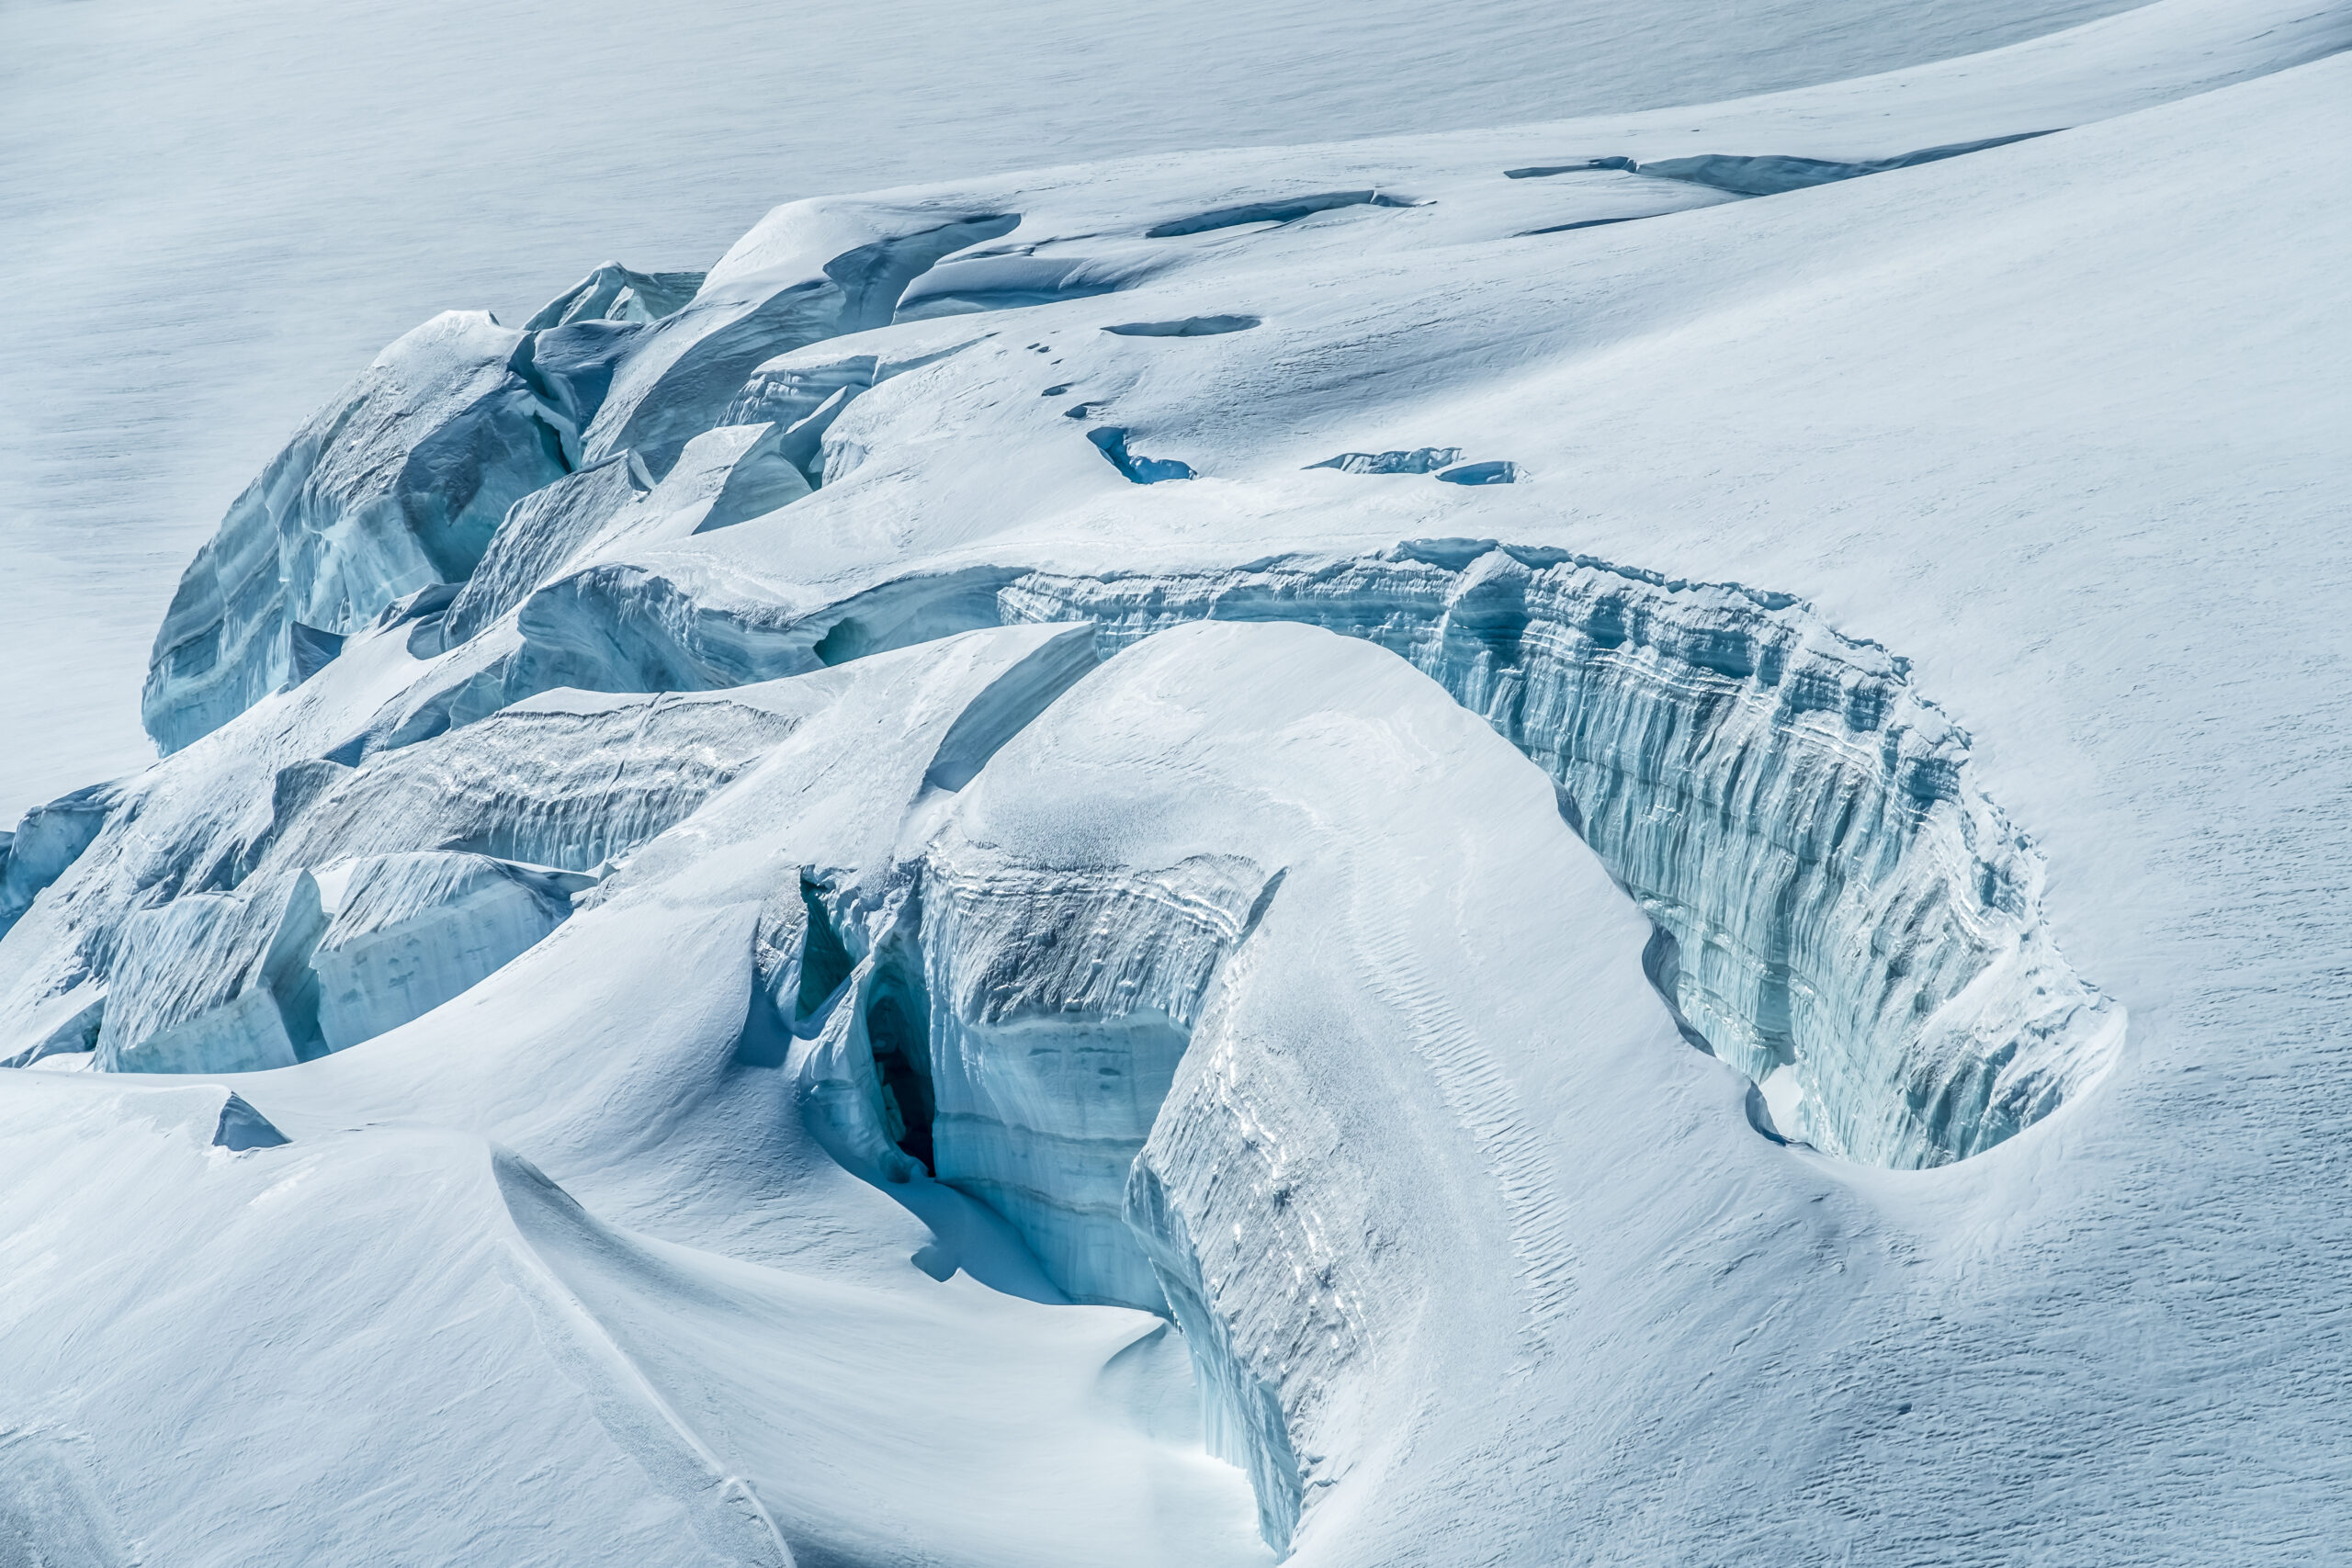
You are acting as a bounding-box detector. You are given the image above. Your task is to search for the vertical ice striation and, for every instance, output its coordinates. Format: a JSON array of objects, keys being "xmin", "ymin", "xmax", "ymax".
[
  {"xmin": 910, "ymin": 843, "xmax": 1275, "ymax": 1310},
  {"xmin": 1127, "ymin": 1158, "xmax": 1305, "ymax": 1550},
  {"xmin": 999, "ymin": 542, "xmax": 2121, "ymax": 1168}
]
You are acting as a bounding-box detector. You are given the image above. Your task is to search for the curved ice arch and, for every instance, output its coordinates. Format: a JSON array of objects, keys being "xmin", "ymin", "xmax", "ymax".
[
  {"xmin": 487, "ymin": 541, "xmax": 2118, "ymax": 1165},
  {"xmin": 995, "ymin": 543, "xmax": 2121, "ymax": 1168},
  {"xmin": 346, "ymin": 534, "xmax": 2117, "ymax": 1168}
]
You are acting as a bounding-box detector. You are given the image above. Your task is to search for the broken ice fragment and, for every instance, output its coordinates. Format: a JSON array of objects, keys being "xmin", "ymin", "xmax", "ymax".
[
  {"xmin": 98, "ymin": 870, "xmax": 328, "ymax": 1074},
  {"xmin": 1306, "ymin": 446, "xmax": 1463, "ymax": 475},
  {"xmin": 1087, "ymin": 427, "xmax": 1194, "ymax": 483},
  {"xmin": 1435, "ymin": 459, "xmax": 1519, "ymax": 485},
  {"xmin": 143, "ymin": 311, "xmax": 573, "ymax": 752},
  {"xmin": 524, "ymin": 261, "xmax": 707, "ymax": 330}
]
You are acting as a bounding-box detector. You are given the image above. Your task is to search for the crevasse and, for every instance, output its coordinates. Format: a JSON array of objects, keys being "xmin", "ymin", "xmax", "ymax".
[
  {"xmin": 985, "ymin": 541, "xmax": 2121, "ymax": 1168},
  {"xmin": 916, "ymin": 842, "xmax": 1275, "ymax": 1310},
  {"xmin": 786, "ymin": 847, "xmax": 1303, "ymax": 1547},
  {"xmin": 427, "ymin": 533, "xmax": 2118, "ymax": 1168}
]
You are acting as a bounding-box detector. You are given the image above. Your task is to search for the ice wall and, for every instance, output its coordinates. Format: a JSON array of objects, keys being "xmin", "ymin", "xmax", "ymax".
[
  {"xmin": 311, "ymin": 852, "xmax": 576, "ymax": 1052},
  {"xmin": 914, "ymin": 842, "xmax": 1275, "ymax": 1309},
  {"xmin": 997, "ymin": 543, "xmax": 2121, "ymax": 1168},
  {"xmin": 96, "ymin": 869, "xmax": 326, "ymax": 1073}
]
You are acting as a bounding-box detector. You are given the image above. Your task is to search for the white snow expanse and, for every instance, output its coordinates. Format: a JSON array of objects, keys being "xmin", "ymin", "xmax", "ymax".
[{"xmin": 5, "ymin": 0, "xmax": 2350, "ymax": 1562}]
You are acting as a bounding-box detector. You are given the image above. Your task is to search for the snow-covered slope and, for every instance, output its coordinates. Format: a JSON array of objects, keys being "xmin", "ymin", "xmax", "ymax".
[
  {"xmin": 0, "ymin": 0, "xmax": 2158, "ymax": 816},
  {"xmin": 4, "ymin": 0, "xmax": 2348, "ymax": 1562}
]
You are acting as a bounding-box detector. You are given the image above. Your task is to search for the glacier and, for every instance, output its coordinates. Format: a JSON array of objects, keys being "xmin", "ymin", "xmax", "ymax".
[{"xmin": 3, "ymin": 0, "xmax": 2349, "ymax": 1562}]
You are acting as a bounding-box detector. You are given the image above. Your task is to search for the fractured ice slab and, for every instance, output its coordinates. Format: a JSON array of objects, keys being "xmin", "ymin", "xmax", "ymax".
[
  {"xmin": 438, "ymin": 453, "xmax": 652, "ymax": 648},
  {"xmin": 277, "ymin": 687, "xmax": 809, "ymax": 875},
  {"xmin": 97, "ymin": 869, "xmax": 326, "ymax": 1073},
  {"xmin": 311, "ymin": 852, "xmax": 575, "ymax": 1052},
  {"xmin": 143, "ymin": 311, "xmax": 572, "ymax": 752},
  {"xmin": 724, "ymin": 337, "xmax": 985, "ymax": 486},
  {"xmin": 524, "ymin": 262, "xmax": 706, "ymax": 330},
  {"xmin": 0, "ymin": 982, "xmax": 107, "ymax": 1068},
  {"xmin": 1306, "ymin": 446, "xmax": 1462, "ymax": 474},
  {"xmin": 0, "ymin": 781, "xmax": 118, "ymax": 941},
  {"xmin": 582, "ymin": 211, "xmax": 1017, "ymax": 476},
  {"xmin": 1087, "ymin": 427, "xmax": 1195, "ymax": 483}
]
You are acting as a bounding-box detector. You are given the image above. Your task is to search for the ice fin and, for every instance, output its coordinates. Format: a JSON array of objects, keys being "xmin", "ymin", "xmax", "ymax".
[{"xmin": 524, "ymin": 262, "xmax": 706, "ymax": 330}]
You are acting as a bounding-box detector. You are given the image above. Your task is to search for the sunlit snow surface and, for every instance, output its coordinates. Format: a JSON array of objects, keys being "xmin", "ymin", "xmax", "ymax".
[{"xmin": 5, "ymin": 0, "xmax": 2351, "ymax": 1562}]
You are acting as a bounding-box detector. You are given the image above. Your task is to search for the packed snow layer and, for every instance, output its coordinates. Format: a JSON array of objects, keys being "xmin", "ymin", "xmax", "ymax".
[{"xmin": 5, "ymin": 3, "xmax": 2350, "ymax": 1563}]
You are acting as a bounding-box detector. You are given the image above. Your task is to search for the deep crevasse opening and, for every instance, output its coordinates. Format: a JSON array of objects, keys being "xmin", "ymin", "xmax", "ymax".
[
  {"xmin": 789, "ymin": 849, "xmax": 1303, "ymax": 1549},
  {"xmin": 489, "ymin": 533, "xmax": 2120, "ymax": 1169}
]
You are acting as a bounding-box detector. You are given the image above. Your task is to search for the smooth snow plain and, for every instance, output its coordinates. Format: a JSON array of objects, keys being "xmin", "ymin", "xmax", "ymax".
[{"xmin": 3, "ymin": 0, "xmax": 2349, "ymax": 1562}]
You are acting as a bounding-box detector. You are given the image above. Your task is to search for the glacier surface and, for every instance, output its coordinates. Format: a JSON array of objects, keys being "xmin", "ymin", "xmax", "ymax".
[{"xmin": 3, "ymin": 0, "xmax": 2348, "ymax": 1562}]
